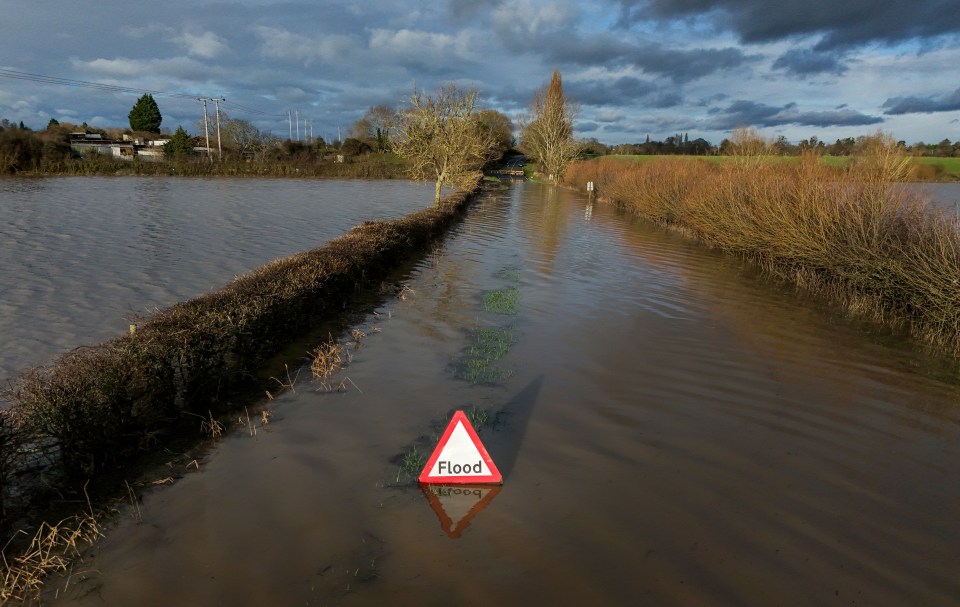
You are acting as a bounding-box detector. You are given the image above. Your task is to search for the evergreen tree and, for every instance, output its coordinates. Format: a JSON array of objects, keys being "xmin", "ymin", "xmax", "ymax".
[
  {"xmin": 129, "ymin": 93, "xmax": 162, "ymax": 133},
  {"xmin": 164, "ymin": 126, "xmax": 194, "ymax": 158},
  {"xmin": 47, "ymin": 118, "xmax": 60, "ymax": 129}
]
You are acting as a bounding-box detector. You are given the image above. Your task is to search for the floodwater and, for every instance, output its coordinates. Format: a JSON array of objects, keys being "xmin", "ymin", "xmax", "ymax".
[
  {"xmin": 917, "ymin": 182, "xmax": 960, "ymax": 218},
  {"xmin": 26, "ymin": 180, "xmax": 960, "ymax": 606},
  {"xmin": 0, "ymin": 177, "xmax": 438, "ymax": 381}
]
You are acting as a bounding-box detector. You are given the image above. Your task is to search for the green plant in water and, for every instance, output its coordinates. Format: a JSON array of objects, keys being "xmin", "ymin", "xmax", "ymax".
[
  {"xmin": 483, "ymin": 287, "xmax": 520, "ymax": 315},
  {"xmin": 466, "ymin": 406, "xmax": 490, "ymax": 429},
  {"xmin": 399, "ymin": 446, "xmax": 426, "ymax": 479},
  {"xmin": 455, "ymin": 326, "xmax": 516, "ymax": 384},
  {"xmin": 494, "ymin": 267, "xmax": 521, "ymax": 282}
]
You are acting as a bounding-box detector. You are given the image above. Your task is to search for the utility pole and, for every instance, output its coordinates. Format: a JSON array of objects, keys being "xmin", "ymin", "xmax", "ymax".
[
  {"xmin": 213, "ymin": 97, "xmax": 224, "ymax": 160},
  {"xmin": 198, "ymin": 97, "xmax": 212, "ymax": 161}
]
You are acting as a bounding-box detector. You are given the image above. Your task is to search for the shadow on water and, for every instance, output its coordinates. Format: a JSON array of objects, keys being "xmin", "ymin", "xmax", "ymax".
[{"xmin": 486, "ymin": 374, "xmax": 543, "ymax": 480}]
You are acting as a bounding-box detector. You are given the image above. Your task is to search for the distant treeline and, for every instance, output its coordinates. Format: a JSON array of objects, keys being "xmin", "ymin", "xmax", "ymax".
[
  {"xmin": 0, "ymin": 120, "xmax": 411, "ymax": 178},
  {"xmin": 582, "ymin": 133, "xmax": 960, "ymax": 159}
]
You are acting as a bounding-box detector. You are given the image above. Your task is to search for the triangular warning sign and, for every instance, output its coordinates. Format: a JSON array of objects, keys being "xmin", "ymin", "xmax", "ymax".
[
  {"xmin": 419, "ymin": 410, "xmax": 502, "ymax": 484},
  {"xmin": 421, "ymin": 484, "xmax": 502, "ymax": 538}
]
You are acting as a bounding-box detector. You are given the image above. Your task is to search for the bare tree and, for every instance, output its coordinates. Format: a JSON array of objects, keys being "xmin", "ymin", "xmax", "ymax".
[
  {"xmin": 221, "ymin": 118, "xmax": 262, "ymax": 157},
  {"xmin": 392, "ymin": 85, "xmax": 496, "ymax": 204},
  {"xmin": 727, "ymin": 126, "xmax": 771, "ymax": 167},
  {"xmin": 351, "ymin": 105, "xmax": 398, "ymax": 152},
  {"xmin": 520, "ymin": 70, "xmax": 581, "ymax": 182}
]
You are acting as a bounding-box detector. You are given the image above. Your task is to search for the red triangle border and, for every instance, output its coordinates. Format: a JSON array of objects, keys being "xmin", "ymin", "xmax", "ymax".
[{"xmin": 418, "ymin": 410, "xmax": 502, "ymax": 484}]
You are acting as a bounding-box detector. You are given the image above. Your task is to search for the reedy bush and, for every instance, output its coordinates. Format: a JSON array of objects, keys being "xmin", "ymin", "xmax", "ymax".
[{"xmin": 567, "ymin": 139, "xmax": 960, "ymax": 354}]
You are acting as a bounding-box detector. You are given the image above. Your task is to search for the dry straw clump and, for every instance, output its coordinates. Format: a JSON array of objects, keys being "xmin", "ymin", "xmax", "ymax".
[
  {"xmin": 1, "ymin": 513, "xmax": 102, "ymax": 605},
  {"xmin": 310, "ymin": 340, "xmax": 344, "ymax": 380},
  {"xmin": 566, "ymin": 132, "xmax": 960, "ymax": 355}
]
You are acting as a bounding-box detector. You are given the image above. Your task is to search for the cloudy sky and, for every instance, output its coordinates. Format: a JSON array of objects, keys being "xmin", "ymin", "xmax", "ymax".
[{"xmin": 1, "ymin": 0, "xmax": 958, "ymax": 146}]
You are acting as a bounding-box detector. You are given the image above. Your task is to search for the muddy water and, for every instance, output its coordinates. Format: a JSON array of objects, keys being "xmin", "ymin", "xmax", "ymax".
[
  {"xmin": 52, "ymin": 183, "xmax": 960, "ymax": 606},
  {"xmin": 0, "ymin": 177, "xmax": 438, "ymax": 381}
]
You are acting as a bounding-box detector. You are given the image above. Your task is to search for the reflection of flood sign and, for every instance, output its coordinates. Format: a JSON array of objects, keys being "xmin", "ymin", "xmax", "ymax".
[
  {"xmin": 422, "ymin": 484, "xmax": 502, "ymax": 538},
  {"xmin": 419, "ymin": 410, "xmax": 502, "ymax": 484}
]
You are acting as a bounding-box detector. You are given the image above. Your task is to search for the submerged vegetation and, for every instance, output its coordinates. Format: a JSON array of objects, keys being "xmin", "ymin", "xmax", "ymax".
[
  {"xmin": 483, "ymin": 287, "xmax": 520, "ymax": 315},
  {"xmin": 457, "ymin": 266, "xmax": 524, "ymax": 383},
  {"xmin": 565, "ymin": 131, "xmax": 960, "ymax": 356},
  {"xmin": 454, "ymin": 326, "xmax": 517, "ymax": 385}
]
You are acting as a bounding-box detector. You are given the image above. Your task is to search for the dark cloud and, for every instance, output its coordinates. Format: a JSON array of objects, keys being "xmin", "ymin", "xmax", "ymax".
[
  {"xmin": 601, "ymin": 123, "xmax": 649, "ymax": 134},
  {"xmin": 542, "ymin": 33, "xmax": 751, "ymax": 83},
  {"xmin": 0, "ymin": 0, "xmax": 952, "ymax": 144},
  {"xmin": 772, "ymin": 48, "xmax": 848, "ymax": 76},
  {"xmin": 446, "ymin": 0, "xmax": 502, "ymax": 21},
  {"xmin": 653, "ymin": 93, "xmax": 683, "ymax": 108},
  {"xmin": 882, "ymin": 87, "xmax": 960, "ymax": 115},
  {"xmin": 615, "ymin": 0, "xmax": 960, "ymax": 50},
  {"xmin": 705, "ymin": 99, "xmax": 883, "ymax": 129},
  {"xmin": 565, "ymin": 76, "xmax": 657, "ymax": 106}
]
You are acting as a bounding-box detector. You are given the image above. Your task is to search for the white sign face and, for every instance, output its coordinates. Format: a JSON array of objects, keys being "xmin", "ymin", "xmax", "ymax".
[
  {"xmin": 425, "ymin": 421, "xmax": 491, "ymax": 478},
  {"xmin": 419, "ymin": 410, "xmax": 502, "ymax": 485}
]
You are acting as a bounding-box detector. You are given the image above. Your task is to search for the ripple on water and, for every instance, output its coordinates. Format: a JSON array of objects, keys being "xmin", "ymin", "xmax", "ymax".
[{"xmin": 0, "ymin": 177, "xmax": 439, "ymax": 380}]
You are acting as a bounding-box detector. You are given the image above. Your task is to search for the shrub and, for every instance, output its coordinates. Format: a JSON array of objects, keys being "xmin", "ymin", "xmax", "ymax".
[{"xmin": 567, "ymin": 139, "xmax": 960, "ymax": 354}]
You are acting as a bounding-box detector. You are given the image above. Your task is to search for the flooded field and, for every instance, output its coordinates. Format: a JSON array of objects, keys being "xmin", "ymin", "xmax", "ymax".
[
  {"xmin": 31, "ymin": 180, "xmax": 960, "ymax": 606},
  {"xmin": 0, "ymin": 177, "xmax": 438, "ymax": 381}
]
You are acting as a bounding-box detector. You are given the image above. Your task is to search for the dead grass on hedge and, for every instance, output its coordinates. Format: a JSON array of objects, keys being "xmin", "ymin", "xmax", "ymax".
[
  {"xmin": 567, "ymin": 136, "xmax": 960, "ymax": 354},
  {"xmin": 1, "ymin": 505, "xmax": 102, "ymax": 605}
]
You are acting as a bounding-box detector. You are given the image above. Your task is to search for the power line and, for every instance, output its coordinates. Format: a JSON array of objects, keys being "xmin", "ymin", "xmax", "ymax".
[
  {"xmin": 0, "ymin": 68, "xmax": 195, "ymax": 99},
  {"xmin": 220, "ymin": 99, "xmax": 283, "ymax": 118},
  {"xmin": 0, "ymin": 68, "xmax": 286, "ymax": 119}
]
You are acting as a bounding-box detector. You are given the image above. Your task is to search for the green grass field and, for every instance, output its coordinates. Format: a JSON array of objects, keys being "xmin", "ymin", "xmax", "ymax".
[{"xmin": 599, "ymin": 154, "xmax": 960, "ymax": 181}]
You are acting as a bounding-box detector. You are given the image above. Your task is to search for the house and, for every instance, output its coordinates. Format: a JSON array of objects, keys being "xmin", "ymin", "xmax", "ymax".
[{"xmin": 69, "ymin": 132, "xmax": 170, "ymax": 161}]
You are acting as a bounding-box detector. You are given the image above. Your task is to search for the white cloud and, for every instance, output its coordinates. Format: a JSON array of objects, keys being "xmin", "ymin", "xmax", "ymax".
[
  {"xmin": 172, "ymin": 31, "xmax": 228, "ymax": 59},
  {"xmin": 491, "ymin": 0, "xmax": 579, "ymax": 39},
  {"xmin": 255, "ymin": 26, "xmax": 356, "ymax": 65},
  {"xmin": 72, "ymin": 56, "xmax": 209, "ymax": 82},
  {"xmin": 367, "ymin": 28, "xmax": 479, "ymax": 65}
]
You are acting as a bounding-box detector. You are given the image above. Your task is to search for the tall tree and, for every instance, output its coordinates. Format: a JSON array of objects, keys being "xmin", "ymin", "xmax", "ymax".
[
  {"xmin": 392, "ymin": 85, "xmax": 496, "ymax": 204},
  {"xmin": 163, "ymin": 126, "xmax": 194, "ymax": 158},
  {"xmin": 520, "ymin": 70, "xmax": 580, "ymax": 182},
  {"xmin": 129, "ymin": 93, "xmax": 162, "ymax": 133}
]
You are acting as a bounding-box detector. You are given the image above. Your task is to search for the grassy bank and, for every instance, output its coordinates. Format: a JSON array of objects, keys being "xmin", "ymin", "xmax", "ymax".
[
  {"xmin": 566, "ymin": 141, "xmax": 960, "ymax": 355},
  {"xmin": 0, "ymin": 178, "xmax": 482, "ymax": 596}
]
